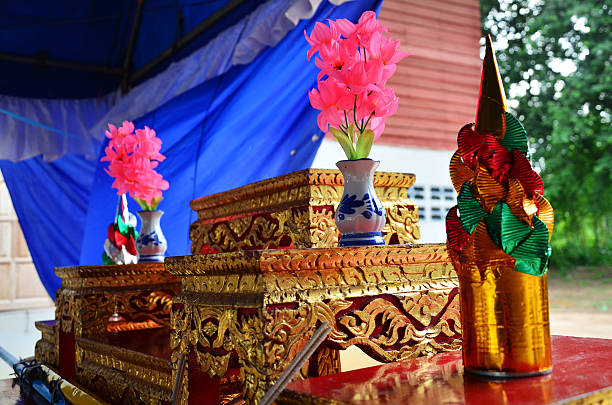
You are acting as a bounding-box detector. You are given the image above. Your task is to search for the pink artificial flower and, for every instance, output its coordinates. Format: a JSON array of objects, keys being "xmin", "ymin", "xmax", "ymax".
[
  {"xmin": 334, "ymin": 18, "xmax": 357, "ymax": 37},
  {"xmin": 309, "ymin": 77, "xmax": 353, "ymax": 132},
  {"xmin": 340, "ymin": 59, "xmax": 383, "ymax": 96},
  {"xmin": 368, "ymin": 32, "xmax": 410, "ymax": 65},
  {"xmin": 373, "ymin": 87, "xmax": 399, "ymax": 118},
  {"xmin": 135, "ymin": 126, "xmax": 165, "ymax": 162},
  {"xmin": 306, "ymin": 10, "xmax": 410, "ymax": 157},
  {"xmin": 100, "ymin": 121, "xmax": 169, "ymax": 205},
  {"xmin": 315, "ymin": 41, "xmax": 346, "ymax": 80},
  {"xmin": 370, "ymin": 116, "xmax": 386, "ymax": 139},
  {"xmin": 304, "ymin": 21, "xmax": 339, "ymax": 60},
  {"xmin": 352, "ymin": 11, "xmax": 387, "ymax": 44}
]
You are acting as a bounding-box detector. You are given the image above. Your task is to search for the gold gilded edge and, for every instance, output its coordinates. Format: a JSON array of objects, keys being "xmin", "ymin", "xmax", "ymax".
[
  {"xmin": 77, "ymin": 337, "xmax": 171, "ymax": 370},
  {"xmin": 35, "ymin": 320, "xmax": 54, "ymax": 334},
  {"xmin": 167, "ymin": 243, "xmax": 448, "ymax": 276},
  {"xmin": 166, "ymin": 250, "xmax": 263, "ymax": 275},
  {"xmin": 190, "ymin": 169, "xmax": 416, "ymax": 213},
  {"xmin": 55, "ymin": 262, "xmax": 170, "ymax": 279},
  {"xmin": 79, "ymin": 359, "xmax": 172, "ymax": 403}
]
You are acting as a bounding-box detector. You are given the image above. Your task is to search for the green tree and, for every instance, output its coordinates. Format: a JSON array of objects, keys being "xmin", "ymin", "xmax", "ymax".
[{"xmin": 480, "ymin": 0, "xmax": 612, "ymax": 268}]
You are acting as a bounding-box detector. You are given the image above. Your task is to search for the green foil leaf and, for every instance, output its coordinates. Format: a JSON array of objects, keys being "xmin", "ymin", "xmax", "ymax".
[
  {"xmin": 484, "ymin": 201, "xmax": 534, "ymax": 252},
  {"xmin": 500, "ymin": 202, "xmax": 532, "ymax": 253},
  {"xmin": 117, "ymin": 214, "xmax": 129, "ymax": 234},
  {"xmin": 502, "ymin": 112, "xmax": 529, "ymax": 156},
  {"xmin": 485, "ymin": 203, "xmax": 551, "ymax": 275},
  {"xmin": 457, "ymin": 183, "xmax": 485, "ymax": 234},
  {"xmin": 102, "ymin": 252, "xmax": 115, "ymax": 265},
  {"xmin": 484, "ymin": 201, "xmax": 503, "ymax": 247},
  {"xmin": 510, "ymin": 215, "xmax": 551, "ymax": 275}
]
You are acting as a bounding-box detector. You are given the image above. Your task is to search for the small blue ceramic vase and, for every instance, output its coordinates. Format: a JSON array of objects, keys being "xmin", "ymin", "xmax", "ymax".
[
  {"xmin": 335, "ymin": 158, "xmax": 386, "ymax": 247},
  {"xmin": 136, "ymin": 210, "xmax": 168, "ymax": 262}
]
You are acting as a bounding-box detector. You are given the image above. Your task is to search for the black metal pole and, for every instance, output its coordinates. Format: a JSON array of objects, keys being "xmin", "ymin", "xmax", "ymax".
[
  {"xmin": 121, "ymin": 0, "xmax": 147, "ymax": 93},
  {"xmin": 129, "ymin": 0, "xmax": 247, "ymax": 86},
  {"xmin": 0, "ymin": 52, "xmax": 121, "ymax": 75}
]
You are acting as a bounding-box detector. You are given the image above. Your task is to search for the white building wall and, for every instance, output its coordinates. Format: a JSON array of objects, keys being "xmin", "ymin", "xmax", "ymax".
[{"xmin": 311, "ymin": 140, "xmax": 456, "ymax": 243}]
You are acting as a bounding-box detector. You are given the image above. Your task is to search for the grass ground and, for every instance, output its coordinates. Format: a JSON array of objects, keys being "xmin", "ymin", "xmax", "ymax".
[{"xmin": 548, "ymin": 266, "xmax": 612, "ymax": 339}]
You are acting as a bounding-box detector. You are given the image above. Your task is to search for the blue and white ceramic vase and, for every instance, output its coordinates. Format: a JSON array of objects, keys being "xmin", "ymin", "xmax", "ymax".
[
  {"xmin": 136, "ymin": 210, "xmax": 167, "ymax": 262},
  {"xmin": 335, "ymin": 158, "xmax": 386, "ymax": 247}
]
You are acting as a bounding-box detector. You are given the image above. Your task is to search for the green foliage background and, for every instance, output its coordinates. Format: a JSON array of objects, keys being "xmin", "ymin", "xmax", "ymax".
[{"xmin": 479, "ymin": 0, "xmax": 612, "ymax": 269}]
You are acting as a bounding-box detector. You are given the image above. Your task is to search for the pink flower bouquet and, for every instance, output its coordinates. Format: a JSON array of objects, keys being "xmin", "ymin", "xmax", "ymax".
[
  {"xmin": 305, "ymin": 11, "xmax": 409, "ymax": 160},
  {"xmin": 100, "ymin": 121, "xmax": 169, "ymax": 211}
]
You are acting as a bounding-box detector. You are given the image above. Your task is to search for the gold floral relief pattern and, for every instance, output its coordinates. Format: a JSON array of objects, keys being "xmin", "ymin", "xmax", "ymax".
[
  {"xmin": 190, "ymin": 203, "xmax": 420, "ymax": 254},
  {"xmin": 190, "ymin": 208, "xmax": 311, "ymax": 254},
  {"xmin": 168, "ymin": 244, "xmax": 458, "ymax": 404},
  {"xmin": 189, "ymin": 170, "xmax": 419, "ymax": 254},
  {"xmin": 169, "ymin": 244, "xmax": 452, "ymax": 277},
  {"xmin": 56, "ymin": 289, "xmax": 177, "ymax": 340},
  {"xmin": 190, "ymin": 169, "xmax": 415, "ymax": 217},
  {"xmin": 53, "ymin": 263, "xmax": 180, "ymax": 341},
  {"xmin": 330, "ymin": 291, "xmax": 461, "ymax": 361},
  {"xmin": 76, "ymin": 338, "xmax": 172, "ymax": 401},
  {"xmin": 78, "ymin": 359, "xmax": 171, "ymax": 405},
  {"xmin": 34, "ymin": 321, "xmax": 58, "ymax": 367},
  {"xmin": 171, "ymin": 288, "xmax": 459, "ymax": 404},
  {"xmin": 35, "ymin": 339, "xmax": 57, "ymax": 368}
]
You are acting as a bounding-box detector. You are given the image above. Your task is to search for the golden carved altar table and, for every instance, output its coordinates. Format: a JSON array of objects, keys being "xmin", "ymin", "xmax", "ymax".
[
  {"xmin": 167, "ymin": 243, "xmax": 460, "ymax": 404},
  {"xmin": 32, "ymin": 169, "xmax": 462, "ymax": 405},
  {"xmin": 43, "ymin": 263, "xmax": 180, "ymax": 403},
  {"xmin": 189, "ymin": 169, "xmax": 420, "ymax": 253}
]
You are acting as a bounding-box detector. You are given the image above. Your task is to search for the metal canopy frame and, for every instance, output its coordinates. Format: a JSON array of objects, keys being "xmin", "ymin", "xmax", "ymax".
[{"xmin": 0, "ymin": 0, "xmax": 248, "ymax": 95}]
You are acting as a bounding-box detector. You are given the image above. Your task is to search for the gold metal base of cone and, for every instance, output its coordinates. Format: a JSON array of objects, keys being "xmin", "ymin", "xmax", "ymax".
[
  {"xmin": 465, "ymin": 366, "xmax": 552, "ymax": 379},
  {"xmin": 457, "ymin": 258, "xmax": 552, "ymax": 376}
]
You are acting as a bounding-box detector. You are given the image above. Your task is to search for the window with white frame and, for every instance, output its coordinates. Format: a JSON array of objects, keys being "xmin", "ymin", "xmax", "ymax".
[
  {"xmin": 407, "ymin": 184, "xmax": 456, "ymax": 243},
  {"xmin": 0, "ymin": 171, "xmax": 51, "ymax": 311}
]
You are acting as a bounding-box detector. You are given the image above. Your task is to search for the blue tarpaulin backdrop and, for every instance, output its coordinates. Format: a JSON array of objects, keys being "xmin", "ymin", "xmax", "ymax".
[{"xmin": 0, "ymin": 0, "xmax": 381, "ymax": 298}]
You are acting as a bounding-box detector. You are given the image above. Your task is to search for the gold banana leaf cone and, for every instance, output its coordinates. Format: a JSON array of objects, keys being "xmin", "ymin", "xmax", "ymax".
[
  {"xmin": 457, "ymin": 255, "xmax": 552, "ymax": 376},
  {"xmin": 450, "ymin": 36, "xmax": 553, "ymax": 377},
  {"xmin": 475, "ymin": 35, "xmax": 508, "ymax": 139},
  {"xmin": 450, "ymin": 151, "xmax": 476, "ymax": 193},
  {"xmin": 453, "ymin": 224, "xmax": 552, "ymax": 376}
]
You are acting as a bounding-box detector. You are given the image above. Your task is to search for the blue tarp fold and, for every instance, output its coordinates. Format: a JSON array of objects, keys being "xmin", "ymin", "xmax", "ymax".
[{"xmin": 0, "ymin": 0, "xmax": 381, "ymax": 299}]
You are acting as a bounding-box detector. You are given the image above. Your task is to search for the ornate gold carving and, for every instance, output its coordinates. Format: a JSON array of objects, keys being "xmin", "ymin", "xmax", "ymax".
[
  {"xmin": 171, "ymin": 292, "xmax": 459, "ymax": 403},
  {"xmin": 77, "ymin": 337, "xmax": 172, "ymax": 389},
  {"xmin": 56, "ymin": 262, "xmax": 178, "ymax": 289},
  {"xmin": 76, "ymin": 336, "xmax": 172, "ymax": 404},
  {"xmin": 78, "ymin": 359, "xmax": 171, "ymax": 404},
  {"xmin": 54, "ymin": 263, "xmax": 180, "ymax": 340},
  {"xmin": 35, "ymin": 339, "xmax": 57, "ymax": 368},
  {"xmin": 56, "ymin": 288, "xmax": 176, "ymax": 339},
  {"xmin": 169, "ymin": 244, "xmax": 459, "ymax": 404},
  {"xmin": 169, "ymin": 244, "xmax": 451, "ymax": 276},
  {"xmin": 168, "ymin": 245, "xmax": 455, "ymax": 305},
  {"xmin": 300, "ymin": 346, "xmax": 341, "ymax": 379},
  {"xmin": 329, "ymin": 292, "xmax": 461, "ymax": 361},
  {"xmin": 34, "ymin": 321, "xmax": 58, "ymax": 367},
  {"xmin": 191, "ymin": 169, "xmax": 415, "ymax": 216},
  {"xmin": 189, "ymin": 169, "xmax": 419, "ymax": 254}
]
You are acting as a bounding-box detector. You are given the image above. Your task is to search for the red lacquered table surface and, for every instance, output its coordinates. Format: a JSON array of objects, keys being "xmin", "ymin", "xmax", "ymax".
[{"xmin": 283, "ymin": 336, "xmax": 612, "ymax": 405}]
